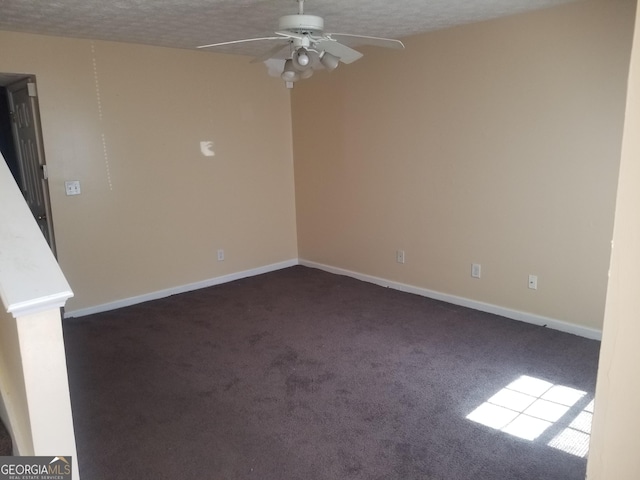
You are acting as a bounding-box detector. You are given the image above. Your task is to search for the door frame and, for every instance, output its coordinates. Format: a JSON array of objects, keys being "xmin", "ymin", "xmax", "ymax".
[{"xmin": 2, "ymin": 73, "xmax": 57, "ymax": 255}]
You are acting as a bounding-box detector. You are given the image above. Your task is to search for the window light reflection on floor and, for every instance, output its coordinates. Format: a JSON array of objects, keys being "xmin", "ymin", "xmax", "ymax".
[
  {"xmin": 547, "ymin": 399, "xmax": 593, "ymax": 458},
  {"xmin": 466, "ymin": 375, "xmax": 592, "ymax": 457}
]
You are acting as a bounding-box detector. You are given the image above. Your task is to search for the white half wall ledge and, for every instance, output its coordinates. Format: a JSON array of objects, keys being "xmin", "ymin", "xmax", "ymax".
[
  {"xmin": 299, "ymin": 259, "xmax": 603, "ymax": 341},
  {"xmin": 0, "ymin": 155, "xmax": 74, "ymax": 318},
  {"xmin": 63, "ymin": 259, "xmax": 299, "ymax": 318},
  {"xmin": 7, "ymin": 292, "xmax": 73, "ymax": 318}
]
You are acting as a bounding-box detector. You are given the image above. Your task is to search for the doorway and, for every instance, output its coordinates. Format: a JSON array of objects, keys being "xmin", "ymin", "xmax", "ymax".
[{"xmin": 0, "ymin": 73, "xmax": 57, "ymax": 255}]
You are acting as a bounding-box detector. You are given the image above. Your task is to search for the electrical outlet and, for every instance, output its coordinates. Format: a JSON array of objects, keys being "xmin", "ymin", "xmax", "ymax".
[
  {"xmin": 471, "ymin": 263, "xmax": 481, "ymax": 279},
  {"xmin": 528, "ymin": 274, "xmax": 538, "ymax": 290},
  {"xmin": 396, "ymin": 250, "xmax": 405, "ymax": 264},
  {"xmin": 217, "ymin": 249, "xmax": 225, "ymax": 261},
  {"xmin": 64, "ymin": 180, "xmax": 81, "ymax": 196}
]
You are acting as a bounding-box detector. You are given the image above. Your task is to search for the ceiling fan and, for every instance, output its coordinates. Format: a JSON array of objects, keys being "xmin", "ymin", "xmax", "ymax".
[{"xmin": 197, "ymin": 0, "xmax": 405, "ymax": 88}]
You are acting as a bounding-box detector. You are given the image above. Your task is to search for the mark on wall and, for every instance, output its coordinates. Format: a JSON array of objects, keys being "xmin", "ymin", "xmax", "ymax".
[
  {"xmin": 200, "ymin": 141, "xmax": 215, "ymax": 157},
  {"xmin": 91, "ymin": 42, "xmax": 113, "ymax": 191}
]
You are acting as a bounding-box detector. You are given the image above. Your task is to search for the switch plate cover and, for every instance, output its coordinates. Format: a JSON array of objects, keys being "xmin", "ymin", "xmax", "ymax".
[{"xmin": 471, "ymin": 263, "xmax": 481, "ymax": 278}]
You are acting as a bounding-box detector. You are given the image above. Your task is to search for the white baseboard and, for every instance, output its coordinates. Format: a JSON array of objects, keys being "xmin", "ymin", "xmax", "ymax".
[
  {"xmin": 65, "ymin": 257, "xmax": 602, "ymax": 341},
  {"xmin": 63, "ymin": 259, "xmax": 298, "ymax": 319},
  {"xmin": 299, "ymin": 259, "xmax": 602, "ymax": 341}
]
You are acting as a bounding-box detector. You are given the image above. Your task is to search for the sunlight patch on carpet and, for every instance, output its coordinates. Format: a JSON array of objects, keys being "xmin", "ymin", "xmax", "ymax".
[{"xmin": 466, "ymin": 375, "xmax": 591, "ymax": 457}]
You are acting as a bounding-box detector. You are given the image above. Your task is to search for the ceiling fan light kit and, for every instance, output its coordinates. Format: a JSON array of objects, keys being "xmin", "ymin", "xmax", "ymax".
[
  {"xmin": 319, "ymin": 51, "xmax": 340, "ymax": 72},
  {"xmin": 292, "ymin": 48, "xmax": 312, "ymax": 71},
  {"xmin": 281, "ymin": 59, "xmax": 300, "ymax": 82},
  {"xmin": 197, "ymin": 0, "xmax": 404, "ymax": 88},
  {"xmin": 300, "ymin": 68, "xmax": 314, "ymax": 80}
]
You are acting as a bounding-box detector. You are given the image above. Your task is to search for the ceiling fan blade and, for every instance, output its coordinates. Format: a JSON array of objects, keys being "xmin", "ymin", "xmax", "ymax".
[
  {"xmin": 197, "ymin": 37, "xmax": 283, "ymax": 49},
  {"xmin": 327, "ymin": 34, "xmax": 405, "ymax": 50},
  {"xmin": 313, "ymin": 39, "xmax": 363, "ymax": 64},
  {"xmin": 275, "ymin": 31, "xmax": 305, "ymax": 40},
  {"xmin": 250, "ymin": 42, "xmax": 291, "ymax": 63}
]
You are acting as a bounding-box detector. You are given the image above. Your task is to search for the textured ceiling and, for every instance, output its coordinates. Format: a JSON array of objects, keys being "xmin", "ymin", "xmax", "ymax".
[{"xmin": 0, "ymin": 0, "xmax": 579, "ymax": 57}]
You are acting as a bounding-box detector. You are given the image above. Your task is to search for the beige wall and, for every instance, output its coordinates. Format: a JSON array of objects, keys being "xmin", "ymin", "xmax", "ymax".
[
  {"xmin": 292, "ymin": 0, "xmax": 635, "ymax": 331},
  {"xmin": 0, "ymin": 1, "xmax": 634, "ymax": 326},
  {"xmin": 588, "ymin": 3, "xmax": 640, "ymax": 477},
  {"xmin": 0, "ymin": 308, "xmax": 34, "ymax": 455},
  {"xmin": 0, "ymin": 308, "xmax": 80, "ymax": 474},
  {"xmin": 0, "ymin": 32, "xmax": 298, "ymax": 312}
]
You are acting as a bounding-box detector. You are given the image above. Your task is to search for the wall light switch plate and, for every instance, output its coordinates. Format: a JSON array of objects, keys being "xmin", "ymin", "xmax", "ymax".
[
  {"xmin": 471, "ymin": 263, "xmax": 481, "ymax": 279},
  {"xmin": 65, "ymin": 180, "xmax": 81, "ymax": 196}
]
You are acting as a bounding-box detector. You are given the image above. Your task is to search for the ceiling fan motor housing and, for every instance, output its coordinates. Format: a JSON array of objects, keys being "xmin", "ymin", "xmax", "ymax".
[{"xmin": 278, "ymin": 14, "xmax": 324, "ymax": 35}]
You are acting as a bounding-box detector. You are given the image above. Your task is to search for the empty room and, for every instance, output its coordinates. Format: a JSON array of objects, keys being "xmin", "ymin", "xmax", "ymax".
[{"xmin": 0, "ymin": 0, "xmax": 639, "ymax": 479}]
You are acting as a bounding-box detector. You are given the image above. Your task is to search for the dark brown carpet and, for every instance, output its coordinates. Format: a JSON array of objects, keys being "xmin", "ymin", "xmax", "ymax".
[
  {"xmin": 0, "ymin": 419, "xmax": 11, "ymax": 456},
  {"xmin": 63, "ymin": 266, "xmax": 599, "ymax": 479}
]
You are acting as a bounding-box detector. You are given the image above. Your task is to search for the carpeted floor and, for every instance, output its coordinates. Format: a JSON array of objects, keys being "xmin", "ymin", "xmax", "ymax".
[
  {"xmin": 0, "ymin": 419, "xmax": 11, "ymax": 455},
  {"xmin": 63, "ymin": 266, "xmax": 600, "ymax": 479}
]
